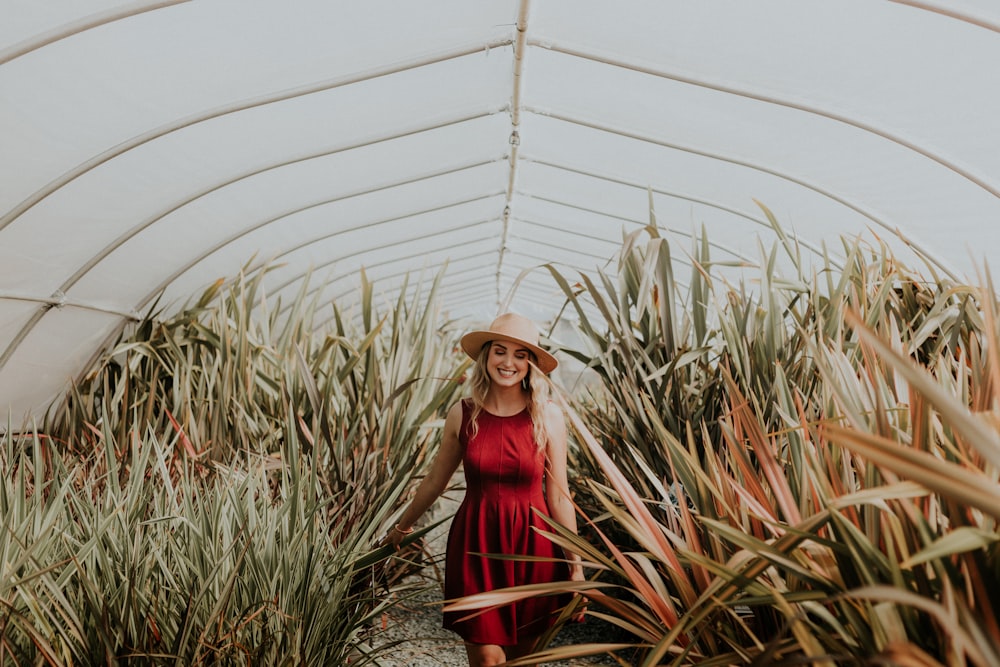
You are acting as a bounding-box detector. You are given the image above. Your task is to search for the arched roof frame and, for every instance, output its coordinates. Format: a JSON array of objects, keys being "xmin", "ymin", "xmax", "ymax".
[{"xmin": 2, "ymin": 0, "xmax": 999, "ymax": 425}]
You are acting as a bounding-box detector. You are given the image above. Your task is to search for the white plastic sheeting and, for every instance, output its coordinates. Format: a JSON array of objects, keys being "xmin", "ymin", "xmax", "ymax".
[{"xmin": 2, "ymin": 0, "xmax": 1000, "ymax": 425}]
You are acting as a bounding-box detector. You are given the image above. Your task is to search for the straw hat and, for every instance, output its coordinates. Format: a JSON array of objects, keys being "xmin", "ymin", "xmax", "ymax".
[{"xmin": 460, "ymin": 313, "xmax": 558, "ymax": 374}]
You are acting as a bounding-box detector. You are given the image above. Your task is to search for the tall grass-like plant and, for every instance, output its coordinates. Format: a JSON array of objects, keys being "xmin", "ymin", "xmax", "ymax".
[
  {"xmin": 456, "ymin": 215, "xmax": 1000, "ymax": 665},
  {"xmin": 2, "ymin": 266, "xmax": 465, "ymax": 664},
  {"xmin": 547, "ymin": 222, "xmax": 721, "ymax": 487},
  {"xmin": 1, "ymin": 422, "xmax": 399, "ymax": 664}
]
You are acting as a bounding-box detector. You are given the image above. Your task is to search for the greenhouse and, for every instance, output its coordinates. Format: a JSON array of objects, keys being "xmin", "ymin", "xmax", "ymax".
[{"xmin": 2, "ymin": 1, "xmax": 1000, "ymax": 665}]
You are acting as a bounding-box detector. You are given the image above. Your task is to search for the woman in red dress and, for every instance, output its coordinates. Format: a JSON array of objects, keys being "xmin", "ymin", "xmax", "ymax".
[{"xmin": 386, "ymin": 312, "xmax": 585, "ymax": 666}]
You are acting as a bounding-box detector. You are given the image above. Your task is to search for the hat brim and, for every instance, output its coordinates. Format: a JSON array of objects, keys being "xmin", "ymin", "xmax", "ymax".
[{"xmin": 460, "ymin": 331, "xmax": 558, "ymax": 374}]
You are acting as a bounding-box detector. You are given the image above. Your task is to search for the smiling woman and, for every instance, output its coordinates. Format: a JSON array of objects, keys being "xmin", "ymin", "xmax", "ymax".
[{"xmin": 385, "ymin": 312, "xmax": 584, "ymax": 667}]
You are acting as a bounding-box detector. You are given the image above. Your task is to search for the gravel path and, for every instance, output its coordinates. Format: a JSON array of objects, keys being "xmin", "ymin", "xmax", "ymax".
[{"xmin": 371, "ymin": 571, "xmax": 624, "ymax": 666}]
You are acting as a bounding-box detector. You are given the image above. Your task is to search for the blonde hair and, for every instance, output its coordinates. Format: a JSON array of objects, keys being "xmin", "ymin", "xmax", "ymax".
[{"xmin": 467, "ymin": 343, "xmax": 550, "ymax": 450}]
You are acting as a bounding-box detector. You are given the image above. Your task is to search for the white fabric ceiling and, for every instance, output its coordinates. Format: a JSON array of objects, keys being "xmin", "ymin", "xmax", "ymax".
[{"xmin": 2, "ymin": 0, "xmax": 1000, "ymax": 426}]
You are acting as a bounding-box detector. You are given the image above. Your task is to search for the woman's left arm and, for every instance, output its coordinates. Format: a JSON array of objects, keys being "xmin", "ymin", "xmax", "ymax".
[{"xmin": 544, "ymin": 402, "xmax": 584, "ymax": 583}]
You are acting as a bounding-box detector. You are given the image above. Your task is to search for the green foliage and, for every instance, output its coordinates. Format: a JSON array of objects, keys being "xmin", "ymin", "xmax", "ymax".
[
  {"xmin": 2, "ymin": 267, "xmax": 465, "ymax": 664},
  {"xmin": 525, "ymin": 211, "xmax": 1000, "ymax": 665},
  {"xmin": 1, "ymin": 426, "xmax": 387, "ymax": 665},
  {"xmin": 9, "ymin": 208, "xmax": 1000, "ymax": 665}
]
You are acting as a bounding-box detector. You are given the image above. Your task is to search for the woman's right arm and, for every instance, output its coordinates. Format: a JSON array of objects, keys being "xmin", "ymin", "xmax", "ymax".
[{"xmin": 385, "ymin": 401, "xmax": 464, "ymax": 548}]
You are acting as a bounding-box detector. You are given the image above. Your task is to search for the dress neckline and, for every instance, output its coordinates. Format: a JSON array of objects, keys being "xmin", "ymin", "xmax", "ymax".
[{"xmin": 479, "ymin": 404, "xmax": 528, "ymax": 419}]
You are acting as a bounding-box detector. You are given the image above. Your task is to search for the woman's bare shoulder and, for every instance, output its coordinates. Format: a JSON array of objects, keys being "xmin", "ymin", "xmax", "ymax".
[{"xmin": 445, "ymin": 400, "xmax": 465, "ymax": 423}]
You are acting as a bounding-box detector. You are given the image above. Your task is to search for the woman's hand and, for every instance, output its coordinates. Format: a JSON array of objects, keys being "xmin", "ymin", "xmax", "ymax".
[{"xmin": 382, "ymin": 524, "xmax": 413, "ymax": 550}]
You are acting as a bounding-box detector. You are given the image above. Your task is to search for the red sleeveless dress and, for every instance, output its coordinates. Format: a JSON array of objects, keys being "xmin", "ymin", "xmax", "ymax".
[{"xmin": 442, "ymin": 399, "xmax": 570, "ymax": 645}]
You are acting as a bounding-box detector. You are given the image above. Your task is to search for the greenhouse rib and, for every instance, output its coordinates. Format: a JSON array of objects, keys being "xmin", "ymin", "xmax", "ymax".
[
  {"xmin": 281, "ymin": 220, "xmax": 498, "ymax": 305},
  {"xmin": 523, "ymin": 106, "xmax": 957, "ymax": 281},
  {"xmin": 134, "ymin": 181, "xmax": 508, "ymax": 316},
  {"xmin": 532, "ymin": 39, "xmax": 1000, "ymax": 202},
  {"xmin": 0, "ymin": 112, "xmax": 506, "ymax": 376},
  {"xmin": 889, "ymin": 0, "xmax": 1000, "ymax": 33},
  {"xmin": 315, "ymin": 251, "xmax": 501, "ymax": 322},
  {"xmin": 520, "ymin": 157, "xmax": 831, "ymax": 267},
  {"xmin": 246, "ymin": 191, "xmax": 503, "ymax": 290},
  {"xmin": 522, "ymin": 193, "xmax": 759, "ymax": 268},
  {"xmin": 0, "ymin": 37, "xmax": 513, "ymax": 233},
  {"xmin": 59, "ymin": 110, "xmax": 501, "ymax": 294},
  {"xmin": 0, "ymin": 0, "xmax": 188, "ymax": 65}
]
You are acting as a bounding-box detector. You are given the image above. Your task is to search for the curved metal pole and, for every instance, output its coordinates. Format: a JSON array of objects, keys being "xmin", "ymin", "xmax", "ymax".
[
  {"xmin": 0, "ymin": 38, "xmax": 512, "ymax": 232},
  {"xmin": 536, "ymin": 40, "xmax": 1000, "ymax": 205},
  {"xmin": 888, "ymin": 0, "xmax": 1000, "ymax": 33},
  {"xmin": 132, "ymin": 162, "xmax": 506, "ymax": 313},
  {"xmin": 526, "ymin": 107, "xmax": 960, "ymax": 281},
  {"xmin": 521, "ymin": 157, "xmax": 831, "ymax": 267},
  {"xmin": 0, "ymin": 0, "xmax": 189, "ymax": 65}
]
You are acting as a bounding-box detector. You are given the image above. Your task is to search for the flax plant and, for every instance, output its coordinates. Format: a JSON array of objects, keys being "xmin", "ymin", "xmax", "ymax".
[
  {"xmin": 455, "ymin": 213, "xmax": 1000, "ymax": 665},
  {"xmin": 545, "ymin": 221, "xmax": 722, "ymax": 505},
  {"xmin": 3, "ymin": 266, "xmax": 464, "ymax": 664},
  {"xmin": 1, "ymin": 421, "xmax": 397, "ymax": 664}
]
